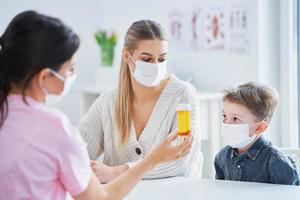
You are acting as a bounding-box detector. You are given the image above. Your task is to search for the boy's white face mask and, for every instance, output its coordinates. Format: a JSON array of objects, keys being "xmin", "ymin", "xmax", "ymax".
[
  {"xmin": 128, "ymin": 53, "xmax": 168, "ymax": 87},
  {"xmin": 221, "ymin": 123, "xmax": 258, "ymax": 148},
  {"xmin": 42, "ymin": 69, "xmax": 77, "ymax": 105}
]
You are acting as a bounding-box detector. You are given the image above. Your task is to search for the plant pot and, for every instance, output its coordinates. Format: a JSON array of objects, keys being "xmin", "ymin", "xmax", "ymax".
[{"xmin": 100, "ymin": 44, "xmax": 115, "ymax": 66}]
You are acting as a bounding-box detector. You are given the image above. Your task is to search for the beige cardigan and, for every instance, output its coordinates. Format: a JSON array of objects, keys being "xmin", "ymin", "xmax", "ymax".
[{"xmin": 78, "ymin": 75, "xmax": 202, "ymax": 179}]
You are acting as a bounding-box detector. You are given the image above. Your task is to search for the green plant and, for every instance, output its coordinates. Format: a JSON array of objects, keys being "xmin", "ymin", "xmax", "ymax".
[
  {"xmin": 95, "ymin": 30, "xmax": 118, "ymax": 66},
  {"xmin": 95, "ymin": 31, "xmax": 118, "ymax": 46}
]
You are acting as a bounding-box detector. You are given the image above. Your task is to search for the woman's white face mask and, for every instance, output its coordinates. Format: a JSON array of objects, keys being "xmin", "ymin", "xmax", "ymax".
[
  {"xmin": 128, "ymin": 53, "xmax": 168, "ymax": 87},
  {"xmin": 42, "ymin": 69, "xmax": 76, "ymax": 105}
]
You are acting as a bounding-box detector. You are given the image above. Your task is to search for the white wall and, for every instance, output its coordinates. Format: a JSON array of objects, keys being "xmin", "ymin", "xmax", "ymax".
[{"xmin": 279, "ymin": 0, "xmax": 299, "ymax": 148}]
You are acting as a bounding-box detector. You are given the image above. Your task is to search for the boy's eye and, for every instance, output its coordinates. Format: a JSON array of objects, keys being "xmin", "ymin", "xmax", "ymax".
[
  {"xmin": 233, "ymin": 117, "xmax": 240, "ymax": 122},
  {"xmin": 222, "ymin": 114, "xmax": 226, "ymax": 122}
]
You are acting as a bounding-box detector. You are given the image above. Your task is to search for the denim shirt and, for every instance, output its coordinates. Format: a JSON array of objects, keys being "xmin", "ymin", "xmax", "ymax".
[{"xmin": 214, "ymin": 136, "xmax": 300, "ymax": 185}]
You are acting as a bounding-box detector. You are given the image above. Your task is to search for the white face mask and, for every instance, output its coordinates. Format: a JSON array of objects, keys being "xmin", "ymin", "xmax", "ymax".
[
  {"xmin": 221, "ymin": 123, "xmax": 258, "ymax": 148},
  {"xmin": 42, "ymin": 69, "xmax": 77, "ymax": 105},
  {"xmin": 128, "ymin": 53, "xmax": 168, "ymax": 87}
]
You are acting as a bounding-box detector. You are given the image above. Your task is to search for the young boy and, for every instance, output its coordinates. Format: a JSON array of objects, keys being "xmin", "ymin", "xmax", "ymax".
[{"xmin": 214, "ymin": 82, "xmax": 299, "ymax": 185}]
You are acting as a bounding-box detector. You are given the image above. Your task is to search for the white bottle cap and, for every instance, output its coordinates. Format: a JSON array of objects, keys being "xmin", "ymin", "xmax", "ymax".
[{"xmin": 176, "ymin": 103, "xmax": 192, "ymax": 111}]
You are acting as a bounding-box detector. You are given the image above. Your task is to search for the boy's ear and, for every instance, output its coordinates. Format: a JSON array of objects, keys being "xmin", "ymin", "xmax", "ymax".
[{"xmin": 255, "ymin": 121, "xmax": 268, "ymax": 134}]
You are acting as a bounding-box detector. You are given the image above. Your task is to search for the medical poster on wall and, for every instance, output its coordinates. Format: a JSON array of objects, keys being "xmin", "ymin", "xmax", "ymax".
[
  {"xmin": 190, "ymin": 8, "xmax": 204, "ymax": 51},
  {"xmin": 204, "ymin": 5, "xmax": 226, "ymax": 51},
  {"xmin": 228, "ymin": 5, "xmax": 250, "ymax": 55},
  {"xmin": 168, "ymin": 10, "xmax": 188, "ymax": 50},
  {"xmin": 169, "ymin": 6, "xmax": 204, "ymax": 51},
  {"xmin": 167, "ymin": 0, "xmax": 252, "ymax": 56}
]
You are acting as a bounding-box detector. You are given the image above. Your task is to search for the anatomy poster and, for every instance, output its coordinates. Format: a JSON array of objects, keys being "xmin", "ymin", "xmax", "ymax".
[
  {"xmin": 204, "ymin": 5, "xmax": 226, "ymax": 51},
  {"xmin": 169, "ymin": 7, "xmax": 204, "ymax": 51},
  {"xmin": 228, "ymin": 5, "xmax": 250, "ymax": 55},
  {"xmin": 190, "ymin": 8, "xmax": 204, "ymax": 51},
  {"xmin": 168, "ymin": 10, "xmax": 188, "ymax": 50},
  {"xmin": 168, "ymin": 0, "xmax": 252, "ymax": 55}
]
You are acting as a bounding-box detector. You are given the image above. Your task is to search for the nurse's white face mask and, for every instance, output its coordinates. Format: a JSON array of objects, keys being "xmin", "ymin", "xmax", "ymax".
[
  {"xmin": 42, "ymin": 69, "xmax": 76, "ymax": 105},
  {"xmin": 128, "ymin": 53, "xmax": 168, "ymax": 87}
]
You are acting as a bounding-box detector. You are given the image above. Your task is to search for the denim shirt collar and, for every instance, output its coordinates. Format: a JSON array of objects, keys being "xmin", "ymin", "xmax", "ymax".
[{"xmin": 231, "ymin": 136, "xmax": 272, "ymax": 160}]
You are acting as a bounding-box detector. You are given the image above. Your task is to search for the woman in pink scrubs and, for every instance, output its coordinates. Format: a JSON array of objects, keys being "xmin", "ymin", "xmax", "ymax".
[{"xmin": 0, "ymin": 11, "xmax": 192, "ymax": 200}]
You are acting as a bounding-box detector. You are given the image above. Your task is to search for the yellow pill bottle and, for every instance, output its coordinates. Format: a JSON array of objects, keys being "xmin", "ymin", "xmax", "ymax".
[{"xmin": 176, "ymin": 104, "xmax": 191, "ymax": 136}]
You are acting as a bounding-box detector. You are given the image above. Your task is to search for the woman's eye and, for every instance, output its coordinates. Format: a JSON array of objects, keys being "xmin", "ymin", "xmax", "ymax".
[
  {"xmin": 142, "ymin": 58, "xmax": 151, "ymax": 62},
  {"xmin": 68, "ymin": 68, "xmax": 75, "ymax": 74},
  {"xmin": 159, "ymin": 58, "xmax": 166, "ymax": 62}
]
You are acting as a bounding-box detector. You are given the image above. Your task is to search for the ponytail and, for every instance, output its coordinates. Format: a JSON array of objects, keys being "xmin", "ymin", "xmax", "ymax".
[
  {"xmin": 0, "ymin": 37, "xmax": 10, "ymax": 128},
  {"xmin": 0, "ymin": 73, "xmax": 10, "ymax": 129}
]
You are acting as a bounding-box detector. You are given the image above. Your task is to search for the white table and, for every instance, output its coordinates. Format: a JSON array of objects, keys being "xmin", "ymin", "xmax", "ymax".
[{"xmin": 126, "ymin": 177, "xmax": 300, "ymax": 200}]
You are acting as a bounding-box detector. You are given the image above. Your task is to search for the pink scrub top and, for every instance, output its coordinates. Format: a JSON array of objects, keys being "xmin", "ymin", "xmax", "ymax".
[{"xmin": 0, "ymin": 95, "xmax": 92, "ymax": 200}]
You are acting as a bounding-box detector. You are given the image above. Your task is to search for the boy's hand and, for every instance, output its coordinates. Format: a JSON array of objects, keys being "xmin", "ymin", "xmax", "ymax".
[{"xmin": 90, "ymin": 161, "xmax": 128, "ymax": 184}]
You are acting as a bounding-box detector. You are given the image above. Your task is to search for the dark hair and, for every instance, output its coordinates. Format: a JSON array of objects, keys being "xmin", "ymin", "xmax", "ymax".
[
  {"xmin": 0, "ymin": 10, "xmax": 80, "ymax": 128},
  {"xmin": 223, "ymin": 82, "xmax": 279, "ymax": 122}
]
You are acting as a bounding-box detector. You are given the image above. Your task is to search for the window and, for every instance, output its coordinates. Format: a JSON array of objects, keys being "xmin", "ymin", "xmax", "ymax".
[{"xmin": 297, "ymin": 0, "xmax": 300, "ymax": 147}]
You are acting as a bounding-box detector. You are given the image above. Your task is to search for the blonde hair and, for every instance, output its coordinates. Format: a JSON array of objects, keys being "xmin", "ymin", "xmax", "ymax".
[{"xmin": 115, "ymin": 20, "xmax": 166, "ymax": 145}]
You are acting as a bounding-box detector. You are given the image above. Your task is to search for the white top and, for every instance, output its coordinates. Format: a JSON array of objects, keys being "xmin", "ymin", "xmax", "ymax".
[
  {"xmin": 126, "ymin": 177, "xmax": 300, "ymax": 200},
  {"xmin": 78, "ymin": 75, "xmax": 202, "ymax": 179}
]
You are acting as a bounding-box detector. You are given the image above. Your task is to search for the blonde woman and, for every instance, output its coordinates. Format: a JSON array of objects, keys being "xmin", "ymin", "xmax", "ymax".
[{"xmin": 79, "ymin": 20, "xmax": 202, "ymax": 183}]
